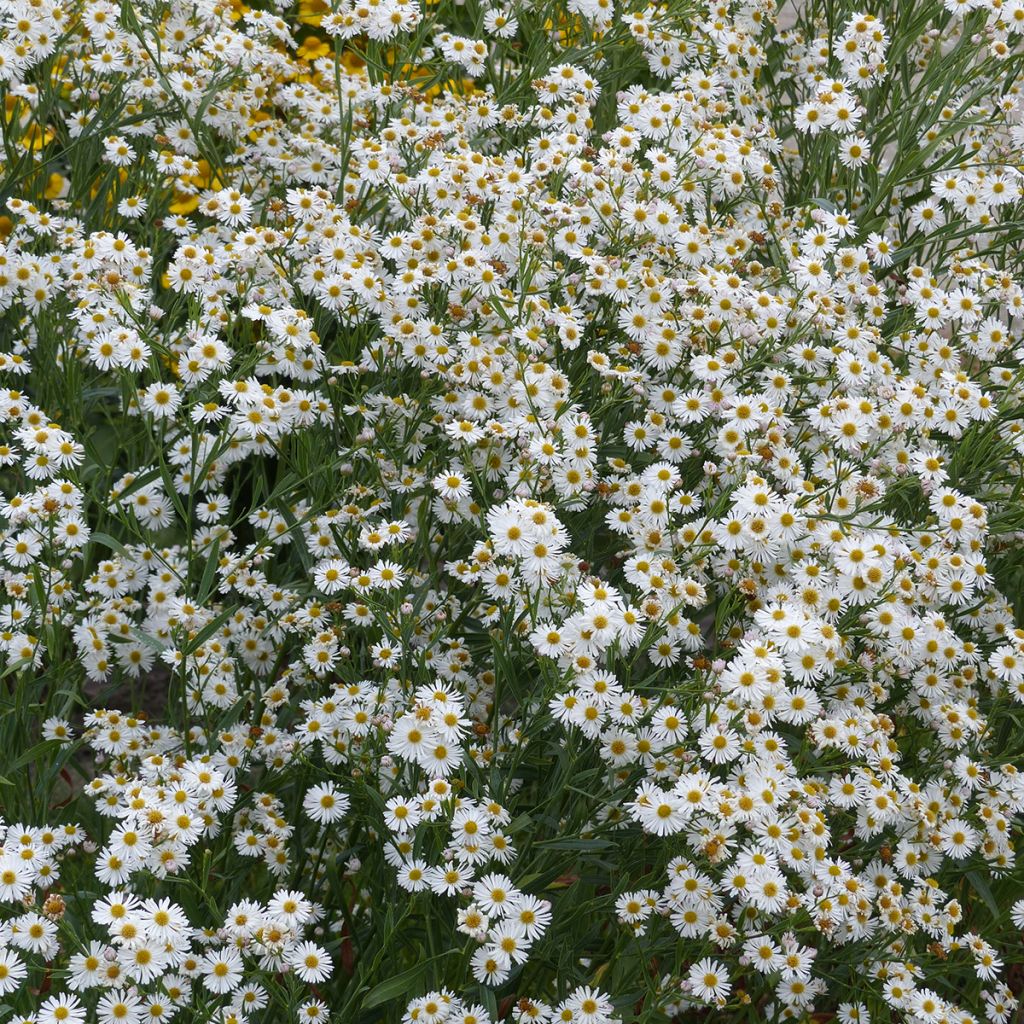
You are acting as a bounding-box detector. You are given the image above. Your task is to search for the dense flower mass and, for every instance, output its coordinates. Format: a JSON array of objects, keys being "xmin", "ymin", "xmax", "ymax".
[{"xmin": 1, "ymin": 0, "xmax": 1024, "ymax": 1019}]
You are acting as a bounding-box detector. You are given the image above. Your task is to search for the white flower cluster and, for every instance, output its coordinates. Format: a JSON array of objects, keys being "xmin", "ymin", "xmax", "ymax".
[{"xmin": 403, "ymin": 985, "xmax": 619, "ymax": 1024}]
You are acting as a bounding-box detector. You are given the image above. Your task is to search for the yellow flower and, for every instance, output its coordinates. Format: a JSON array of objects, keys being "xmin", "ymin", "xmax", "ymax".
[
  {"xmin": 297, "ymin": 0, "xmax": 329, "ymax": 25},
  {"xmin": 169, "ymin": 191, "xmax": 200, "ymax": 215},
  {"xmin": 20, "ymin": 123, "xmax": 54, "ymax": 151},
  {"xmin": 44, "ymin": 173, "xmax": 67, "ymax": 200},
  {"xmin": 297, "ymin": 35, "xmax": 331, "ymax": 61},
  {"xmin": 340, "ymin": 48, "xmax": 365, "ymax": 71}
]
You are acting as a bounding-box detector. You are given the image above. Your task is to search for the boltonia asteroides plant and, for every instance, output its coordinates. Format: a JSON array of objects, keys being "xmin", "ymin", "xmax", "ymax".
[{"xmin": 0, "ymin": 0, "xmax": 1023, "ymax": 1020}]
